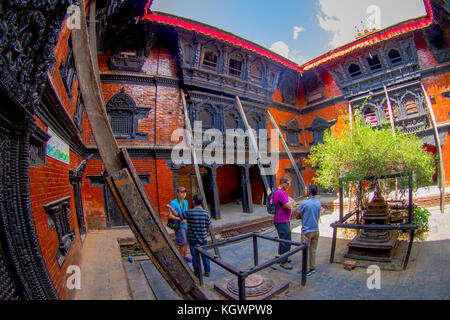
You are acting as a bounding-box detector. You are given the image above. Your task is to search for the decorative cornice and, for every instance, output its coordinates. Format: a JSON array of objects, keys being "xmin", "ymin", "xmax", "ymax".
[{"xmin": 100, "ymin": 72, "xmax": 181, "ymax": 88}]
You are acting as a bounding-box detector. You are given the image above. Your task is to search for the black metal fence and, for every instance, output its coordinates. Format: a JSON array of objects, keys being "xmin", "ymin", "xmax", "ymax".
[{"xmin": 194, "ymin": 232, "xmax": 308, "ymax": 300}]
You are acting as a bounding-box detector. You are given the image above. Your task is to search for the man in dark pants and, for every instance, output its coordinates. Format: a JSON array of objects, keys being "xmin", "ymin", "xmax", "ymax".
[
  {"xmin": 186, "ymin": 194, "xmax": 211, "ymax": 277},
  {"xmin": 296, "ymin": 184, "xmax": 322, "ymax": 276},
  {"xmin": 273, "ymin": 175, "xmax": 295, "ymax": 270}
]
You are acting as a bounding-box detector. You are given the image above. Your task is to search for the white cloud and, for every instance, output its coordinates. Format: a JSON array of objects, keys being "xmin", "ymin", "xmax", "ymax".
[
  {"xmin": 270, "ymin": 41, "xmax": 306, "ymax": 65},
  {"xmin": 317, "ymin": 0, "xmax": 427, "ymax": 49},
  {"xmin": 270, "ymin": 41, "xmax": 290, "ymax": 58},
  {"xmin": 293, "ymin": 26, "xmax": 305, "ymax": 40}
]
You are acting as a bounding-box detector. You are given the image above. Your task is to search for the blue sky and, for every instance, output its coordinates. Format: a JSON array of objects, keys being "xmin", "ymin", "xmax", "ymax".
[{"xmin": 150, "ymin": 0, "xmax": 427, "ymax": 65}]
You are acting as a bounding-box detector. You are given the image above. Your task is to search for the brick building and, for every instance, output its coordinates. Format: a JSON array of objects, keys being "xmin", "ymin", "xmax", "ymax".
[{"xmin": 0, "ymin": 0, "xmax": 448, "ymax": 299}]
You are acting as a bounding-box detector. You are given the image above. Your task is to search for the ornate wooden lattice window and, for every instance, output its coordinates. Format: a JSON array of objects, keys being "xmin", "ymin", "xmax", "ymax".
[
  {"xmin": 404, "ymin": 96, "xmax": 418, "ymax": 115},
  {"xmin": 362, "ymin": 106, "xmax": 377, "ymax": 125},
  {"xmin": 383, "ymin": 101, "xmax": 398, "ymax": 121},
  {"xmin": 229, "ymin": 53, "xmax": 243, "ymax": 78},
  {"xmin": 201, "ymin": 48, "xmax": 218, "ymax": 71},
  {"xmin": 250, "ymin": 62, "xmax": 264, "ymax": 85},
  {"xmin": 59, "ymin": 36, "xmax": 77, "ymax": 100},
  {"xmin": 303, "ymin": 70, "xmax": 324, "ymax": 103},
  {"xmin": 43, "ymin": 196, "xmax": 75, "ymax": 267},
  {"xmin": 348, "ymin": 63, "xmax": 362, "ymax": 77},
  {"xmin": 224, "ymin": 110, "xmax": 240, "ymax": 130},
  {"xmin": 286, "ymin": 119, "xmax": 301, "ymax": 147},
  {"xmin": 388, "ymin": 49, "xmax": 402, "ymax": 64},
  {"xmin": 106, "ymin": 88, "xmax": 149, "ymax": 140},
  {"xmin": 197, "ymin": 104, "xmax": 215, "ymax": 130}
]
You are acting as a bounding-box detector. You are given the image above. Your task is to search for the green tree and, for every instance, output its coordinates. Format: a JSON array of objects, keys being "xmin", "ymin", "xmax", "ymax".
[{"xmin": 306, "ymin": 113, "xmax": 435, "ymax": 192}]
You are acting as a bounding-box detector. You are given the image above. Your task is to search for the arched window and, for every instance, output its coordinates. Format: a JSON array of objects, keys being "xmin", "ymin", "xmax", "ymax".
[
  {"xmin": 388, "ymin": 49, "xmax": 402, "ymax": 64},
  {"xmin": 383, "ymin": 103, "xmax": 398, "ymax": 120},
  {"xmin": 363, "ymin": 107, "xmax": 377, "ymax": 125},
  {"xmin": 106, "ymin": 88, "xmax": 149, "ymax": 140},
  {"xmin": 366, "ymin": 54, "xmax": 382, "ymax": 70},
  {"xmin": 224, "ymin": 110, "xmax": 240, "ymax": 130},
  {"xmin": 404, "ymin": 96, "xmax": 418, "ymax": 115},
  {"xmin": 229, "ymin": 53, "xmax": 243, "ymax": 78},
  {"xmin": 201, "ymin": 48, "xmax": 218, "ymax": 71},
  {"xmin": 197, "ymin": 107, "xmax": 214, "ymax": 130},
  {"xmin": 348, "ymin": 63, "xmax": 362, "ymax": 77},
  {"xmin": 250, "ymin": 62, "xmax": 264, "ymax": 84}
]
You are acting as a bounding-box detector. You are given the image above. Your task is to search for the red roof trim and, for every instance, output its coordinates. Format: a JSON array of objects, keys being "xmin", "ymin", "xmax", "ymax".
[
  {"xmin": 143, "ymin": 0, "xmax": 434, "ymax": 73},
  {"xmin": 301, "ymin": 0, "xmax": 434, "ymax": 70},
  {"xmin": 141, "ymin": 12, "xmax": 303, "ymax": 73}
]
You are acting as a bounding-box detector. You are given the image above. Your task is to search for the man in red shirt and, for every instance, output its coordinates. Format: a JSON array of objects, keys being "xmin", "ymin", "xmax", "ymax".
[{"xmin": 273, "ymin": 175, "xmax": 296, "ymax": 270}]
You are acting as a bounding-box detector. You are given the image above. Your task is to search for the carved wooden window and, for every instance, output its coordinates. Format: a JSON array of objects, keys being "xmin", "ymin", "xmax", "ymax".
[
  {"xmin": 303, "ymin": 71, "xmax": 324, "ymax": 103},
  {"xmin": 197, "ymin": 104, "xmax": 215, "ymax": 130},
  {"xmin": 348, "ymin": 63, "xmax": 362, "ymax": 77},
  {"xmin": 224, "ymin": 110, "xmax": 240, "ymax": 129},
  {"xmin": 286, "ymin": 119, "xmax": 301, "ymax": 147},
  {"xmin": 29, "ymin": 126, "xmax": 49, "ymax": 168},
  {"xmin": 229, "ymin": 53, "xmax": 243, "ymax": 77},
  {"xmin": 106, "ymin": 89, "xmax": 149, "ymax": 140},
  {"xmin": 201, "ymin": 49, "xmax": 218, "ymax": 71},
  {"xmin": 363, "ymin": 107, "xmax": 377, "ymax": 125},
  {"xmin": 43, "ymin": 196, "xmax": 75, "ymax": 267},
  {"xmin": 367, "ymin": 54, "xmax": 382, "ymax": 71},
  {"xmin": 404, "ymin": 96, "xmax": 418, "ymax": 115},
  {"xmin": 383, "ymin": 103, "xmax": 398, "ymax": 120},
  {"xmin": 59, "ymin": 37, "xmax": 77, "ymax": 99},
  {"xmin": 250, "ymin": 62, "xmax": 264, "ymax": 84},
  {"xmin": 388, "ymin": 49, "xmax": 402, "ymax": 64}
]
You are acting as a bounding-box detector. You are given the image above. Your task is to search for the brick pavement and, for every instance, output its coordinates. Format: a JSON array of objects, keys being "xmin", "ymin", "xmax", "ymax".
[{"xmin": 71, "ymin": 205, "xmax": 449, "ymax": 300}]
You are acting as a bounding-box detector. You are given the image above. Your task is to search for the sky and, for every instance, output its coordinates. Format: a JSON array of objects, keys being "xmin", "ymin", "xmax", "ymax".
[{"xmin": 150, "ymin": 0, "xmax": 427, "ymax": 65}]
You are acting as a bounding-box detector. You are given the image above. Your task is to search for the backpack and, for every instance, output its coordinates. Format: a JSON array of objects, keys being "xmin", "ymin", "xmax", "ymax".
[{"xmin": 266, "ymin": 188, "xmax": 280, "ymax": 215}]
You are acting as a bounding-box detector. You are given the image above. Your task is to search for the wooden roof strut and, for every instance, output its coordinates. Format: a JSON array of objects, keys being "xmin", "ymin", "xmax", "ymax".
[{"xmin": 71, "ymin": 0, "xmax": 207, "ymax": 299}]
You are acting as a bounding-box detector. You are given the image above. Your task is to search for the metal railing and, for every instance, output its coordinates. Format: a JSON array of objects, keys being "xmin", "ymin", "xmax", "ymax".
[{"xmin": 193, "ymin": 232, "xmax": 308, "ymax": 300}]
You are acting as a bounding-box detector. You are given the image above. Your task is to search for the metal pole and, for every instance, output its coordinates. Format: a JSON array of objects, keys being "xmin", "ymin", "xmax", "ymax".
[
  {"xmin": 235, "ymin": 96, "xmax": 272, "ymax": 196},
  {"xmin": 253, "ymin": 234, "xmax": 259, "ymax": 267},
  {"xmin": 420, "ymin": 82, "xmax": 445, "ymax": 213},
  {"xmin": 181, "ymin": 91, "xmax": 221, "ymax": 258},
  {"xmin": 266, "ymin": 110, "xmax": 306, "ymax": 196}
]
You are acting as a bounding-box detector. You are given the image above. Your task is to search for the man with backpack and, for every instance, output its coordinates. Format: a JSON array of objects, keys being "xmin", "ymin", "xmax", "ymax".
[{"xmin": 270, "ymin": 175, "xmax": 296, "ymax": 270}]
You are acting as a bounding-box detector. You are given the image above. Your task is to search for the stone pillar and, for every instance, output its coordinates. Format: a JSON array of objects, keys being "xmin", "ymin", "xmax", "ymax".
[{"xmin": 240, "ymin": 166, "xmax": 253, "ymax": 213}]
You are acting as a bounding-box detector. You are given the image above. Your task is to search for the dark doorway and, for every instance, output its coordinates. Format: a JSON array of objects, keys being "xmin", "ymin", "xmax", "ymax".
[{"xmin": 104, "ymin": 183, "xmax": 127, "ymax": 227}]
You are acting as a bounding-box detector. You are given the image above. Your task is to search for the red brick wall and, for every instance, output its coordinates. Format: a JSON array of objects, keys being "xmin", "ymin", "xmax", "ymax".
[{"xmin": 29, "ymin": 129, "xmax": 85, "ymax": 300}]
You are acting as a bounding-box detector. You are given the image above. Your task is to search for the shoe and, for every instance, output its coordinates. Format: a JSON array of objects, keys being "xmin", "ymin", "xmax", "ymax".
[
  {"xmin": 279, "ymin": 262, "xmax": 293, "ymax": 270},
  {"xmin": 306, "ymin": 269, "xmax": 316, "ymax": 276},
  {"xmin": 185, "ymin": 257, "xmax": 192, "ymax": 263},
  {"xmin": 204, "ymin": 272, "xmax": 210, "ymax": 277}
]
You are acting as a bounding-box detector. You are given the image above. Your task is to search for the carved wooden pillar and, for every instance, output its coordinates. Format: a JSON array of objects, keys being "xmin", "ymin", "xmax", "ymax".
[
  {"xmin": 209, "ymin": 167, "xmax": 221, "ymax": 220},
  {"xmin": 240, "ymin": 165, "xmax": 253, "ymax": 213}
]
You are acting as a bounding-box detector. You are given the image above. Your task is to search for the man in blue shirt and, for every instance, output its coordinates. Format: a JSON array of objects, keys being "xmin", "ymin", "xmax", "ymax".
[
  {"xmin": 166, "ymin": 187, "xmax": 190, "ymax": 263},
  {"xmin": 296, "ymin": 184, "xmax": 322, "ymax": 276},
  {"xmin": 186, "ymin": 194, "xmax": 211, "ymax": 277}
]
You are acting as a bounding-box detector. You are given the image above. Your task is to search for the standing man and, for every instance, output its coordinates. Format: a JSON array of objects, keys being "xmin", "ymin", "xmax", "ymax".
[
  {"xmin": 186, "ymin": 194, "xmax": 211, "ymax": 277},
  {"xmin": 273, "ymin": 175, "xmax": 296, "ymax": 270},
  {"xmin": 166, "ymin": 187, "xmax": 190, "ymax": 263},
  {"xmin": 296, "ymin": 184, "xmax": 321, "ymax": 276}
]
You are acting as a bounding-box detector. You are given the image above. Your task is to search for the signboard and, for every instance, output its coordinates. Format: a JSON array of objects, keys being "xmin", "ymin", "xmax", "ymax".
[{"xmin": 47, "ymin": 127, "xmax": 70, "ymax": 164}]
